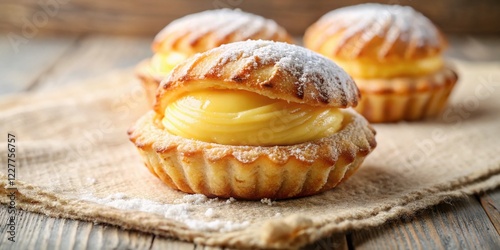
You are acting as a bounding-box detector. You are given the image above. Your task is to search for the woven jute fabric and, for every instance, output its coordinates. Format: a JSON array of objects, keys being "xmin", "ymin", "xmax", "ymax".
[{"xmin": 1, "ymin": 60, "xmax": 499, "ymax": 249}]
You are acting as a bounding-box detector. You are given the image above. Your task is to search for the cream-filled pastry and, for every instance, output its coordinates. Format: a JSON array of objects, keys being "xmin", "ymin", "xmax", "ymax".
[
  {"xmin": 162, "ymin": 89, "xmax": 344, "ymax": 146},
  {"xmin": 129, "ymin": 40, "xmax": 376, "ymax": 200},
  {"xmin": 136, "ymin": 9, "xmax": 293, "ymax": 104},
  {"xmin": 304, "ymin": 4, "xmax": 458, "ymax": 122}
]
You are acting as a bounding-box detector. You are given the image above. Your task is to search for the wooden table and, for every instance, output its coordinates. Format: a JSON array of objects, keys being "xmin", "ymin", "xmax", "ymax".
[{"xmin": 1, "ymin": 35, "xmax": 499, "ymax": 249}]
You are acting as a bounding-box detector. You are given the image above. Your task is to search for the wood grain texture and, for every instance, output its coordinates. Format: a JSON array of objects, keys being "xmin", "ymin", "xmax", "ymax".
[
  {"xmin": 351, "ymin": 196, "xmax": 500, "ymax": 250},
  {"xmin": 0, "ymin": 207, "xmax": 193, "ymax": 250},
  {"xmin": 480, "ymin": 189, "xmax": 500, "ymax": 235},
  {"xmin": 0, "ymin": 0, "xmax": 499, "ymax": 37},
  {"xmin": 0, "ymin": 35, "xmax": 78, "ymax": 95},
  {"xmin": 301, "ymin": 234, "xmax": 349, "ymax": 250},
  {"xmin": 151, "ymin": 238, "xmax": 195, "ymax": 250},
  {"xmin": 447, "ymin": 36, "xmax": 500, "ymax": 62},
  {"xmin": 30, "ymin": 35, "xmax": 151, "ymax": 91}
]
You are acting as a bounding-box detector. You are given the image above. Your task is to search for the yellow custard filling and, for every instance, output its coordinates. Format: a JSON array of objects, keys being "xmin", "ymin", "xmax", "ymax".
[
  {"xmin": 334, "ymin": 55, "xmax": 443, "ymax": 79},
  {"xmin": 162, "ymin": 90, "xmax": 344, "ymax": 146},
  {"xmin": 150, "ymin": 51, "xmax": 189, "ymax": 75}
]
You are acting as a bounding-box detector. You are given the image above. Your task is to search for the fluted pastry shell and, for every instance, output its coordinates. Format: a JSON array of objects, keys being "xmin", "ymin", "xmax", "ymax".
[
  {"xmin": 155, "ymin": 40, "xmax": 360, "ymax": 114},
  {"xmin": 130, "ymin": 40, "xmax": 376, "ymax": 199},
  {"xmin": 128, "ymin": 110, "xmax": 376, "ymax": 200},
  {"xmin": 355, "ymin": 66, "xmax": 458, "ymax": 123},
  {"xmin": 304, "ymin": 4, "xmax": 458, "ymax": 122},
  {"xmin": 304, "ymin": 4, "xmax": 447, "ymax": 61}
]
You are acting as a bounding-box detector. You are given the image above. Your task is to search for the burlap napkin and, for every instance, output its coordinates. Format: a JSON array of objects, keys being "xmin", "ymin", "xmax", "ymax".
[{"xmin": 1, "ymin": 60, "xmax": 499, "ymax": 249}]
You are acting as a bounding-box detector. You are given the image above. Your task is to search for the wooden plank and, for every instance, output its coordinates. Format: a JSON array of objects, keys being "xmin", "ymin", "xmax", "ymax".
[
  {"xmin": 150, "ymin": 236, "xmax": 196, "ymax": 250},
  {"xmin": 0, "ymin": 206, "xmax": 157, "ymax": 250},
  {"xmin": 0, "ymin": 0, "xmax": 499, "ymax": 37},
  {"xmin": 447, "ymin": 36, "xmax": 500, "ymax": 62},
  {"xmin": 30, "ymin": 35, "xmax": 151, "ymax": 91},
  {"xmin": 85, "ymin": 223, "xmax": 154, "ymax": 249},
  {"xmin": 0, "ymin": 35, "xmax": 78, "ymax": 95},
  {"xmin": 351, "ymin": 196, "xmax": 500, "ymax": 250},
  {"xmin": 480, "ymin": 189, "xmax": 500, "ymax": 235},
  {"xmin": 0, "ymin": 206, "xmax": 225, "ymax": 250},
  {"xmin": 301, "ymin": 233, "xmax": 348, "ymax": 250}
]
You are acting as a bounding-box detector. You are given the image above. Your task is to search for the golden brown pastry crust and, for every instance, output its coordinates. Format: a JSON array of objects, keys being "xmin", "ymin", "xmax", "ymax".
[
  {"xmin": 128, "ymin": 110, "xmax": 376, "ymax": 200},
  {"xmin": 130, "ymin": 40, "xmax": 376, "ymax": 199},
  {"xmin": 304, "ymin": 4, "xmax": 447, "ymax": 61},
  {"xmin": 355, "ymin": 66, "xmax": 458, "ymax": 122},
  {"xmin": 304, "ymin": 4, "xmax": 458, "ymax": 123},
  {"xmin": 152, "ymin": 9, "xmax": 294, "ymax": 55},
  {"xmin": 155, "ymin": 41, "xmax": 360, "ymax": 114}
]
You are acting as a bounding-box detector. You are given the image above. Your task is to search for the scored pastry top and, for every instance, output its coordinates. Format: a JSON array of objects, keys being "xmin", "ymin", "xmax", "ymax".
[
  {"xmin": 152, "ymin": 9, "xmax": 293, "ymax": 55},
  {"xmin": 304, "ymin": 4, "xmax": 447, "ymax": 61},
  {"xmin": 154, "ymin": 40, "xmax": 360, "ymax": 114}
]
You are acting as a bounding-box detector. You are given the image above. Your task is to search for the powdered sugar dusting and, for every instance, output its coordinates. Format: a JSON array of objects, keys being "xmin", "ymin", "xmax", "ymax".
[
  {"xmin": 80, "ymin": 193, "xmax": 249, "ymax": 232},
  {"xmin": 322, "ymin": 4, "xmax": 439, "ymax": 43},
  {"xmin": 232, "ymin": 150, "xmax": 260, "ymax": 163},
  {"xmin": 213, "ymin": 40, "xmax": 358, "ymax": 107},
  {"xmin": 311, "ymin": 4, "xmax": 443, "ymax": 59},
  {"xmin": 174, "ymin": 193, "xmax": 208, "ymax": 204},
  {"xmin": 289, "ymin": 143, "xmax": 319, "ymax": 163},
  {"xmin": 154, "ymin": 9, "xmax": 289, "ymax": 53},
  {"xmin": 204, "ymin": 208, "xmax": 215, "ymax": 218},
  {"xmin": 86, "ymin": 177, "xmax": 97, "ymax": 185}
]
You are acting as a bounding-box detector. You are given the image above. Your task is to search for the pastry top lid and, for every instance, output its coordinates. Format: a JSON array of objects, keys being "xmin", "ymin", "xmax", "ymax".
[
  {"xmin": 152, "ymin": 9, "xmax": 293, "ymax": 55},
  {"xmin": 154, "ymin": 40, "xmax": 359, "ymax": 114},
  {"xmin": 304, "ymin": 4, "xmax": 447, "ymax": 61}
]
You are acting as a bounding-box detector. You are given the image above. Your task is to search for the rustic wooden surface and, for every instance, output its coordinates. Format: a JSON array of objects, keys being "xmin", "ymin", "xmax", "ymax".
[
  {"xmin": 352, "ymin": 195, "xmax": 500, "ymax": 250},
  {"xmin": 1, "ymin": 0, "xmax": 500, "ymax": 37},
  {"xmin": 0, "ymin": 35, "xmax": 500, "ymax": 249}
]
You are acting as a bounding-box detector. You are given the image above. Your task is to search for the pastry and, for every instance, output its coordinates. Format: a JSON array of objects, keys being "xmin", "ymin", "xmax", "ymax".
[
  {"xmin": 304, "ymin": 4, "xmax": 458, "ymax": 122},
  {"xmin": 136, "ymin": 9, "xmax": 294, "ymax": 104},
  {"xmin": 128, "ymin": 40, "xmax": 376, "ymax": 200}
]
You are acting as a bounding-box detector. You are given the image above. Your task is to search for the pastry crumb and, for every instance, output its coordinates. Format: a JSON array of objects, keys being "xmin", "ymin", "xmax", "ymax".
[
  {"xmin": 260, "ymin": 198, "xmax": 275, "ymax": 206},
  {"xmin": 226, "ymin": 197, "xmax": 236, "ymax": 204}
]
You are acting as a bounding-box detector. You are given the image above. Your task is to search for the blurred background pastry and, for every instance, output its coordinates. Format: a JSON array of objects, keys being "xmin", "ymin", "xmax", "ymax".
[
  {"xmin": 136, "ymin": 8, "xmax": 293, "ymax": 104},
  {"xmin": 304, "ymin": 3, "xmax": 458, "ymax": 122}
]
